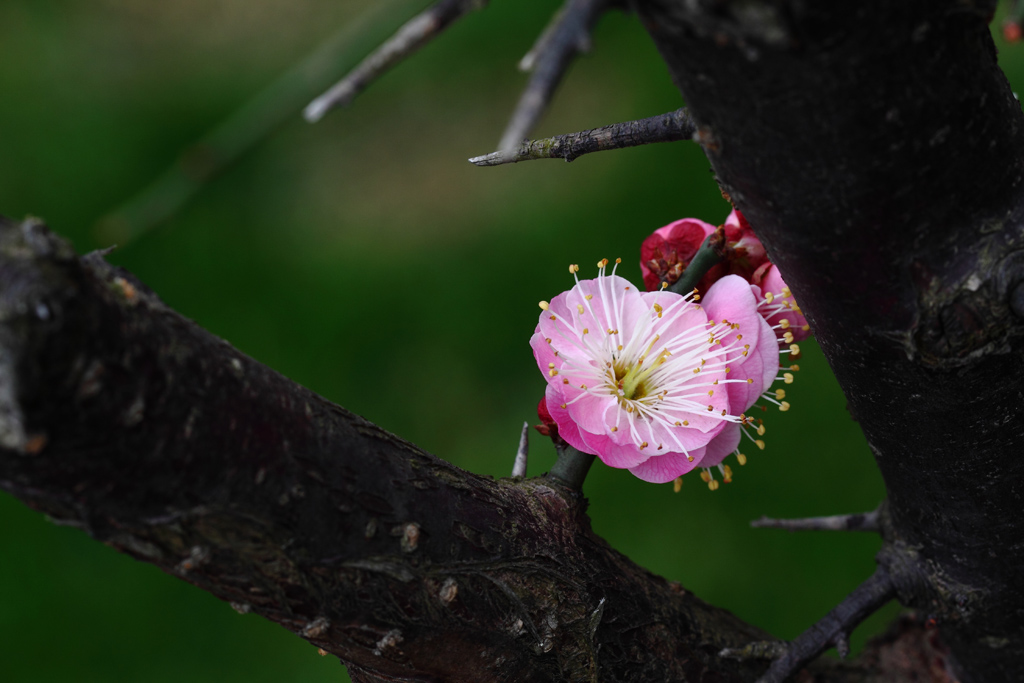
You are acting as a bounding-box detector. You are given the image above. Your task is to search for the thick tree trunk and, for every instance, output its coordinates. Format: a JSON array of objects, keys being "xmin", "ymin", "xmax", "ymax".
[{"xmin": 633, "ymin": 0, "xmax": 1024, "ymax": 681}]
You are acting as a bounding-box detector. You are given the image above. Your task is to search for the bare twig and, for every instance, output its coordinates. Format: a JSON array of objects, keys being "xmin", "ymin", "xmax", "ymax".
[
  {"xmin": 94, "ymin": 0, "xmax": 425, "ymax": 246},
  {"xmin": 751, "ymin": 508, "xmax": 881, "ymax": 533},
  {"xmin": 518, "ymin": 5, "xmax": 570, "ymax": 72},
  {"xmin": 512, "ymin": 421, "xmax": 529, "ymax": 477},
  {"xmin": 470, "ymin": 108, "xmax": 695, "ymax": 166},
  {"xmin": 305, "ymin": 0, "xmax": 487, "ymax": 123},
  {"xmin": 498, "ymin": 0, "xmax": 610, "ymax": 151},
  {"xmin": 719, "ymin": 640, "xmax": 788, "ymax": 661},
  {"xmin": 755, "ymin": 566, "xmax": 897, "ymax": 683}
]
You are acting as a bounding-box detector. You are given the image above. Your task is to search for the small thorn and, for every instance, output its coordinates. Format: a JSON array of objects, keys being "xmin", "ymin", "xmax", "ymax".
[{"xmin": 512, "ymin": 421, "xmax": 530, "ymax": 477}]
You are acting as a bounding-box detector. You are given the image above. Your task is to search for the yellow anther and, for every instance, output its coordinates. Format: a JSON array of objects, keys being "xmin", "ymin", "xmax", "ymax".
[
  {"xmin": 790, "ymin": 364, "xmax": 800, "ymax": 372},
  {"xmin": 801, "ymin": 324, "xmax": 810, "ymax": 331},
  {"xmin": 615, "ymin": 258, "xmax": 622, "ymax": 264},
  {"xmin": 779, "ymin": 318, "xmax": 790, "ymax": 329},
  {"xmin": 746, "ymin": 378, "xmax": 754, "ymax": 384},
  {"xmin": 683, "ymin": 420, "xmax": 689, "ymax": 426},
  {"xmin": 674, "ymin": 421, "xmax": 681, "ymax": 426},
  {"xmin": 654, "ymin": 303, "xmax": 663, "ymax": 318},
  {"xmin": 585, "ymin": 294, "xmax": 593, "ymax": 300},
  {"xmin": 708, "ymin": 479, "xmax": 720, "ymax": 491},
  {"xmin": 781, "ymin": 286, "xmax": 792, "ymax": 297},
  {"xmin": 618, "ymin": 345, "xmax": 623, "ymax": 351},
  {"xmin": 708, "ymin": 390, "xmax": 714, "ymax": 396},
  {"xmin": 721, "ymin": 409, "xmax": 727, "ymax": 416},
  {"xmin": 736, "ymin": 453, "xmax": 748, "ymax": 466},
  {"xmin": 583, "ymin": 328, "xmax": 589, "ymax": 334},
  {"xmin": 539, "ymin": 301, "xmax": 550, "ymax": 310},
  {"xmin": 569, "ymin": 264, "xmax": 579, "ymax": 274},
  {"xmin": 548, "ymin": 369, "xmax": 558, "ymax": 377},
  {"xmin": 611, "ymin": 426, "xmax": 618, "ymax": 432},
  {"xmin": 700, "ymin": 470, "xmax": 712, "ymax": 483},
  {"xmin": 765, "ymin": 292, "xmax": 775, "ymax": 303},
  {"xmin": 783, "ymin": 373, "xmax": 794, "ymax": 384},
  {"xmin": 548, "ymin": 362, "xmax": 555, "ymax": 368},
  {"xmin": 577, "ymin": 304, "xmax": 585, "ymax": 315},
  {"xmin": 736, "ymin": 334, "xmax": 743, "ymax": 340},
  {"xmin": 560, "ymin": 403, "xmax": 566, "ymax": 409},
  {"xmin": 756, "ymin": 424, "xmax": 766, "ymax": 436},
  {"xmin": 686, "ymin": 454, "xmax": 694, "ymax": 462},
  {"xmin": 755, "ymin": 439, "xmax": 766, "ymax": 450},
  {"xmin": 783, "ymin": 332, "xmax": 794, "ymax": 344},
  {"xmin": 775, "ymin": 389, "xmax": 786, "ymax": 399},
  {"xmin": 673, "ymin": 478, "xmax": 683, "ymax": 493},
  {"xmin": 723, "ymin": 465, "xmax": 733, "ymax": 480},
  {"xmin": 640, "ymin": 442, "xmax": 648, "ymax": 449},
  {"xmin": 779, "ymin": 401, "xmax": 791, "ymax": 412},
  {"xmin": 707, "ymin": 405, "xmax": 714, "ymax": 411},
  {"xmin": 661, "ymin": 282, "xmax": 668, "ymax": 290},
  {"xmin": 725, "ymin": 367, "xmax": 731, "ymax": 373}
]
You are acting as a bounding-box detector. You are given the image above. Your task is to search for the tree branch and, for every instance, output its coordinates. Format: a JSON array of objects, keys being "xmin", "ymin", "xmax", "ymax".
[
  {"xmin": 0, "ymin": 215, "xmax": 779, "ymax": 681},
  {"xmin": 756, "ymin": 567, "xmax": 897, "ymax": 683},
  {"xmin": 498, "ymin": 0, "xmax": 610, "ymax": 151},
  {"xmin": 94, "ymin": 0, "xmax": 427, "ymax": 246},
  {"xmin": 0, "ymin": 215, "xmax": 958, "ymax": 682},
  {"xmin": 305, "ymin": 0, "xmax": 488, "ymax": 123},
  {"xmin": 751, "ymin": 508, "xmax": 881, "ymax": 533},
  {"xmin": 469, "ymin": 108, "xmax": 695, "ymax": 166}
]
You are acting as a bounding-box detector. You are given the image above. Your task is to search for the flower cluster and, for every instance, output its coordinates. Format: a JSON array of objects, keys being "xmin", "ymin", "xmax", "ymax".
[
  {"xmin": 531, "ymin": 260, "xmax": 783, "ymax": 485},
  {"xmin": 641, "ymin": 209, "xmax": 810, "ymax": 344},
  {"xmin": 532, "ymin": 209, "xmax": 809, "ymax": 490}
]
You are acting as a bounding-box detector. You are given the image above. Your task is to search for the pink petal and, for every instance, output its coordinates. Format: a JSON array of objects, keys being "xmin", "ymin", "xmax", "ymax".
[
  {"xmin": 628, "ymin": 447, "xmax": 707, "ymax": 483},
  {"xmin": 698, "ymin": 423, "xmax": 742, "ymax": 468}
]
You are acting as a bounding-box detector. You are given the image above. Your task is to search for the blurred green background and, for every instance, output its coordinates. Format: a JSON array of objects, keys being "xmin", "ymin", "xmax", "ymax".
[{"xmin": 2, "ymin": 2, "xmax": 1021, "ymax": 681}]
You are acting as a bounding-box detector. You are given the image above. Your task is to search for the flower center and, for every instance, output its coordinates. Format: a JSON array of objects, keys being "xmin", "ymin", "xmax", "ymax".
[{"xmin": 614, "ymin": 346, "xmax": 672, "ymax": 402}]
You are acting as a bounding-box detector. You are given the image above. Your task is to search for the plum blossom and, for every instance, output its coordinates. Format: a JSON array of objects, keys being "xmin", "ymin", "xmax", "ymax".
[
  {"xmin": 640, "ymin": 210, "xmax": 771, "ymax": 295},
  {"xmin": 531, "ymin": 260, "xmax": 779, "ymax": 484},
  {"xmin": 753, "ymin": 264, "xmax": 811, "ymax": 343},
  {"xmin": 642, "ymin": 209, "xmax": 812, "ymax": 345}
]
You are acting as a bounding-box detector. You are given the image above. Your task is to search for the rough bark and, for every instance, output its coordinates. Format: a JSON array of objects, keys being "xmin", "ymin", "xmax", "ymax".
[
  {"xmin": 633, "ymin": 0, "xmax": 1024, "ymax": 681},
  {"xmin": 0, "ymin": 215, "xmax": 951, "ymax": 683}
]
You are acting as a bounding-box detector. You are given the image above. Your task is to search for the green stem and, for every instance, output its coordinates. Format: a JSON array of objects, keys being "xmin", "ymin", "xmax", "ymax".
[
  {"xmin": 668, "ymin": 226, "xmax": 727, "ymax": 295},
  {"xmin": 547, "ymin": 445, "xmax": 595, "ymax": 490}
]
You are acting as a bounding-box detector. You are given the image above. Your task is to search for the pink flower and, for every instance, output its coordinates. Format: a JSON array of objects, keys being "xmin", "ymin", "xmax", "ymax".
[
  {"xmin": 641, "ymin": 210, "xmax": 812, "ymax": 345},
  {"xmin": 753, "ymin": 264, "xmax": 811, "ymax": 343},
  {"xmin": 639, "ymin": 218, "xmax": 716, "ymax": 293},
  {"xmin": 640, "ymin": 210, "xmax": 773, "ymax": 296},
  {"xmin": 531, "ymin": 260, "xmax": 779, "ymax": 484},
  {"xmin": 722, "ymin": 209, "xmax": 769, "ymax": 279}
]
